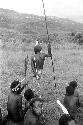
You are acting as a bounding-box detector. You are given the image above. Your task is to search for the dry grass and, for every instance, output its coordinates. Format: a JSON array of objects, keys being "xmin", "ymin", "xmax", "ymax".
[{"xmin": 1, "ymin": 40, "xmax": 83, "ymax": 124}]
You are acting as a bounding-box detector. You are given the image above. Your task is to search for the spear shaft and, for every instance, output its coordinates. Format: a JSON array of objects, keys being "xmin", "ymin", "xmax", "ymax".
[{"xmin": 41, "ymin": 0, "xmax": 56, "ymax": 85}]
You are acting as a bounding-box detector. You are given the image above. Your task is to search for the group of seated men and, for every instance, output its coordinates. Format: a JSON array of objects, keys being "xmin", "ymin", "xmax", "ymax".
[
  {"xmin": 59, "ymin": 81, "xmax": 83, "ymax": 125},
  {"xmin": 0, "ymin": 79, "xmax": 83, "ymax": 125},
  {"xmin": 0, "ymin": 80, "xmax": 44, "ymax": 125}
]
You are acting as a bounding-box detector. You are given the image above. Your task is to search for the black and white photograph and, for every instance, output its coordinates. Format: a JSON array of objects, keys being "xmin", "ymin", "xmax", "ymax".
[{"xmin": 0, "ymin": 0, "xmax": 83, "ymax": 125}]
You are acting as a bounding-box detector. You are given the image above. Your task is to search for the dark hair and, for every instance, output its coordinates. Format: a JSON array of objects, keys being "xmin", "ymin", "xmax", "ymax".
[
  {"xmin": 10, "ymin": 80, "xmax": 19, "ymax": 89},
  {"xmin": 69, "ymin": 81, "xmax": 77, "ymax": 89},
  {"xmin": 24, "ymin": 89, "xmax": 34, "ymax": 101},
  {"xmin": 59, "ymin": 114, "xmax": 73, "ymax": 125},
  {"xmin": 30, "ymin": 97, "xmax": 44, "ymax": 107},
  {"xmin": 10, "ymin": 80, "xmax": 19, "ymax": 90},
  {"xmin": 34, "ymin": 45, "xmax": 42, "ymax": 53},
  {"xmin": 10, "ymin": 80, "xmax": 21, "ymax": 94},
  {"xmin": 66, "ymin": 86, "xmax": 74, "ymax": 96}
]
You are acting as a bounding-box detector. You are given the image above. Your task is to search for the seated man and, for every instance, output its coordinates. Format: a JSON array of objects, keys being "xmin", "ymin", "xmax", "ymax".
[
  {"xmin": 24, "ymin": 97, "xmax": 44, "ymax": 125},
  {"xmin": 68, "ymin": 81, "xmax": 83, "ymax": 107},
  {"xmin": 59, "ymin": 114, "xmax": 76, "ymax": 125},
  {"xmin": 24, "ymin": 89, "xmax": 35, "ymax": 115},
  {"xmin": 63, "ymin": 86, "xmax": 79, "ymax": 119},
  {"xmin": 64, "ymin": 85, "xmax": 83, "ymax": 124},
  {"xmin": 7, "ymin": 80, "xmax": 24, "ymax": 124}
]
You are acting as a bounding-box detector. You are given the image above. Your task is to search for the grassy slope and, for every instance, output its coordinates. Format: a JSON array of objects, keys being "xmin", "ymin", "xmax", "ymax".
[{"xmin": 1, "ymin": 39, "xmax": 83, "ymax": 124}]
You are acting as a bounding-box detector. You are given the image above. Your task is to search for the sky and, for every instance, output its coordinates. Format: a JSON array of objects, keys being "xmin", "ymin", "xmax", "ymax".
[{"xmin": 0, "ymin": 0, "xmax": 83, "ymax": 23}]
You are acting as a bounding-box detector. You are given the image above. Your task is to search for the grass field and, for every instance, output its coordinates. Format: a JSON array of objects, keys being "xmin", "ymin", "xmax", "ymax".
[{"xmin": 1, "ymin": 39, "xmax": 83, "ymax": 124}]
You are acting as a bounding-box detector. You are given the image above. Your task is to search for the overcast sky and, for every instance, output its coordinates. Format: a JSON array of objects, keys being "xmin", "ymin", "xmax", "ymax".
[{"xmin": 0, "ymin": 0, "xmax": 83, "ymax": 23}]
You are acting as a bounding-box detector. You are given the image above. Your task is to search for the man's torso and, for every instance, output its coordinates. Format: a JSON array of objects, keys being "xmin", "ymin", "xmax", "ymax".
[{"xmin": 7, "ymin": 93, "xmax": 22, "ymax": 122}]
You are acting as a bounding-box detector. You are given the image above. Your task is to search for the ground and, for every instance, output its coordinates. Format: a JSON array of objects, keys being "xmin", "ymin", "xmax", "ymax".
[{"xmin": 0, "ymin": 39, "xmax": 83, "ymax": 125}]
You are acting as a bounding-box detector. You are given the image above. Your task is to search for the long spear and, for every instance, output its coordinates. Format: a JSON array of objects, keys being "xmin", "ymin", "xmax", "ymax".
[{"xmin": 41, "ymin": 0, "xmax": 56, "ymax": 86}]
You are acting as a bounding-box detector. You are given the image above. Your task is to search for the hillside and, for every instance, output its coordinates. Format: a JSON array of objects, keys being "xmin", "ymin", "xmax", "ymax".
[
  {"xmin": 0, "ymin": 8, "xmax": 83, "ymax": 35},
  {"xmin": 0, "ymin": 8, "xmax": 83, "ymax": 50}
]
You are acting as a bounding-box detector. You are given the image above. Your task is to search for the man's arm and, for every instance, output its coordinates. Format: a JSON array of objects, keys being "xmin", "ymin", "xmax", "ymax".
[
  {"xmin": 20, "ymin": 82, "xmax": 28, "ymax": 93},
  {"xmin": 43, "ymin": 53, "xmax": 52, "ymax": 59},
  {"xmin": 44, "ymin": 53, "xmax": 52, "ymax": 58}
]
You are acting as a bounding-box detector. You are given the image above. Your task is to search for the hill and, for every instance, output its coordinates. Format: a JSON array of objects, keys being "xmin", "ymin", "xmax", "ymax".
[
  {"xmin": 0, "ymin": 8, "xmax": 83, "ymax": 49},
  {"xmin": 0, "ymin": 8, "xmax": 83, "ymax": 34}
]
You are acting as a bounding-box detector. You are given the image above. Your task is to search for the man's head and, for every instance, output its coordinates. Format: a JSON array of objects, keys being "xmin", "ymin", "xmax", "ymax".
[
  {"xmin": 24, "ymin": 89, "xmax": 34, "ymax": 102},
  {"xmin": 34, "ymin": 45, "xmax": 42, "ymax": 54},
  {"xmin": 10, "ymin": 80, "xmax": 21, "ymax": 94},
  {"xmin": 30, "ymin": 98, "xmax": 44, "ymax": 116},
  {"xmin": 66, "ymin": 86, "xmax": 74, "ymax": 96},
  {"xmin": 69, "ymin": 81, "xmax": 77, "ymax": 89}
]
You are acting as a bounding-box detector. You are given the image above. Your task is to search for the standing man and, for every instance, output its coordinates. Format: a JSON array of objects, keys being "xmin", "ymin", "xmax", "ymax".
[
  {"xmin": 31, "ymin": 41, "xmax": 52, "ymax": 96},
  {"xmin": 31, "ymin": 41, "xmax": 52, "ymax": 78}
]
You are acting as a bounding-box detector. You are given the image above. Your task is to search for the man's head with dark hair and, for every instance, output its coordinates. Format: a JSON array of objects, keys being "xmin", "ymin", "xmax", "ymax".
[
  {"xmin": 69, "ymin": 81, "xmax": 77, "ymax": 89},
  {"xmin": 10, "ymin": 80, "xmax": 21, "ymax": 94},
  {"xmin": 34, "ymin": 45, "xmax": 42, "ymax": 54},
  {"xmin": 24, "ymin": 89, "xmax": 34, "ymax": 102},
  {"xmin": 10, "ymin": 80, "xmax": 19, "ymax": 90},
  {"xmin": 66, "ymin": 86, "xmax": 74, "ymax": 96},
  {"xmin": 59, "ymin": 114, "xmax": 75, "ymax": 125}
]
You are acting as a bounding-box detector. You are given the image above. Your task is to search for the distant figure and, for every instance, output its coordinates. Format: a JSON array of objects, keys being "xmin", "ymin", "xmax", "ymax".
[
  {"xmin": 7, "ymin": 80, "xmax": 24, "ymax": 124},
  {"xmin": 31, "ymin": 42, "xmax": 52, "ymax": 78},
  {"xmin": 24, "ymin": 97, "xmax": 44, "ymax": 125}
]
